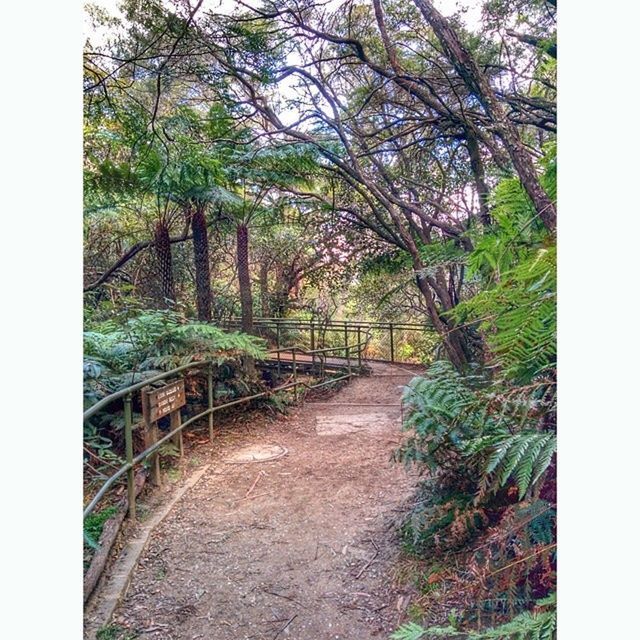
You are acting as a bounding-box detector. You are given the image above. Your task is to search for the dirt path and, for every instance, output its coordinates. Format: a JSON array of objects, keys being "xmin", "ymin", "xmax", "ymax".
[{"xmin": 92, "ymin": 362, "xmax": 422, "ymax": 640}]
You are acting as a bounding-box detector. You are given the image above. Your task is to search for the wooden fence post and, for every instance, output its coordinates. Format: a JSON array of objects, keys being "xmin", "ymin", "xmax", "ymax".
[
  {"xmin": 124, "ymin": 393, "xmax": 136, "ymax": 522},
  {"xmin": 292, "ymin": 349, "xmax": 298, "ymax": 402},
  {"xmin": 310, "ymin": 321, "xmax": 316, "ymax": 370},
  {"xmin": 208, "ymin": 364, "xmax": 214, "ymax": 442},
  {"xmin": 170, "ymin": 409, "xmax": 183, "ymax": 458},
  {"xmin": 344, "ymin": 321, "xmax": 348, "ymax": 358}
]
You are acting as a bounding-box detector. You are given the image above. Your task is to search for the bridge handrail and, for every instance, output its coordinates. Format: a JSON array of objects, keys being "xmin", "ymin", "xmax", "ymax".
[
  {"xmin": 224, "ymin": 317, "xmax": 430, "ymax": 331},
  {"xmin": 269, "ymin": 339, "xmax": 369, "ymax": 357}
]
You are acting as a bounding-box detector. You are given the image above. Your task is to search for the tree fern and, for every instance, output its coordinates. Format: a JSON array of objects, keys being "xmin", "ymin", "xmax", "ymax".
[
  {"xmin": 453, "ymin": 246, "xmax": 556, "ymax": 385},
  {"xmin": 390, "ymin": 622, "xmax": 459, "ymax": 639},
  {"xmin": 399, "ymin": 361, "xmax": 489, "ymax": 471},
  {"xmin": 83, "ymin": 310, "xmax": 266, "ymax": 374},
  {"xmin": 485, "ymin": 432, "xmax": 556, "ymax": 499}
]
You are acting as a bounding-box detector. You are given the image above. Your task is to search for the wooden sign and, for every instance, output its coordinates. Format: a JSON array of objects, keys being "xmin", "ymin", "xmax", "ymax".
[{"xmin": 142, "ymin": 380, "xmax": 186, "ymax": 423}]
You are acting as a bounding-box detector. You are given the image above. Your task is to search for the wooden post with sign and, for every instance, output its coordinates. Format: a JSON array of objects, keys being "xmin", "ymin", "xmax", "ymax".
[
  {"xmin": 142, "ymin": 380, "xmax": 187, "ymax": 480},
  {"xmin": 142, "ymin": 386, "xmax": 162, "ymax": 487}
]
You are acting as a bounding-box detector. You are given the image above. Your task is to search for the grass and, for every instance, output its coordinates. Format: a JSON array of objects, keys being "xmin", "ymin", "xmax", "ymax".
[
  {"xmin": 96, "ymin": 624, "xmax": 138, "ymax": 640},
  {"xmin": 84, "ymin": 506, "xmax": 119, "ymax": 550}
]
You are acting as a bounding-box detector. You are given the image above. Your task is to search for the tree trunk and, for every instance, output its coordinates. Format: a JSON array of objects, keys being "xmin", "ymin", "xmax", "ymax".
[
  {"xmin": 191, "ymin": 205, "xmax": 212, "ymax": 322},
  {"xmin": 466, "ymin": 131, "xmax": 492, "ymax": 226},
  {"xmin": 154, "ymin": 220, "xmax": 175, "ymax": 308},
  {"xmin": 414, "ymin": 270, "xmax": 470, "ymax": 371},
  {"xmin": 236, "ymin": 223, "xmax": 253, "ymax": 333},
  {"xmin": 259, "ymin": 262, "xmax": 269, "ymax": 318},
  {"xmin": 413, "ymin": 0, "xmax": 556, "ymax": 232}
]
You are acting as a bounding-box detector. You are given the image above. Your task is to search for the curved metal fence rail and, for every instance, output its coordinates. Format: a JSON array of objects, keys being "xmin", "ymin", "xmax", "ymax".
[{"xmin": 83, "ymin": 336, "xmax": 370, "ymax": 526}]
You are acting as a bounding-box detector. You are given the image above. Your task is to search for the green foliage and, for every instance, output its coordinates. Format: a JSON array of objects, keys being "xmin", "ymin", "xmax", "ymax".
[
  {"xmin": 84, "ymin": 506, "xmax": 118, "ymax": 550},
  {"xmin": 398, "ymin": 358, "xmax": 555, "ymax": 542},
  {"xmin": 392, "ymin": 593, "xmax": 556, "ymax": 640},
  {"xmin": 417, "ymin": 240, "xmax": 467, "ymax": 277},
  {"xmin": 83, "ymin": 423, "xmax": 124, "ymax": 468},
  {"xmin": 395, "ymin": 144, "xmax": 556, "ymax": 636},
  {"xmin": 455, "ymin": 247, "xmax": 556, "ymax": 384},
  {"xmin": 398, "ymin": 361, "xmax": 487, "ymax": 472},
  {"xmin": 96, "ymin": 624, "xmax": 138, "ymax": 640},
  {"xmin": 157, "ymin": 442, "xmax": 181, "ymax": 459},
  {"xmin": 84, "ymin": 309, "xmax": 266, "ymax": 378},
  {"xmin": 399, "ymin": 474, "xmax": 483, "ymax": 555},
  {"xmin": 480, "ymin": 432, "xmax": 556, "ymax": 500},
  {"xmin": 360, "ymin": 250, "xmax": 413, "ymax": 277},
  {"xmin": 467, "ymin": 143, "xmax": 556, "ymax": 281},
  {"xmin": 390, "ymin": 621, "xmax": 436, "ymax": 640}
]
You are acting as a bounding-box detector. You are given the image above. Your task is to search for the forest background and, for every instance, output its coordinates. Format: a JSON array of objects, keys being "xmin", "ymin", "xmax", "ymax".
[{"xmin": 1, "ymin": 1, "xmax": 638, "ymax": 637}]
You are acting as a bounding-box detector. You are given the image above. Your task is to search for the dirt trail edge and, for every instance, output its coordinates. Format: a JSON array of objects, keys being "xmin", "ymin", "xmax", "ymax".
[{"xmin": 87, "ymin": 362, "xmax": 422, "ymax": 640}]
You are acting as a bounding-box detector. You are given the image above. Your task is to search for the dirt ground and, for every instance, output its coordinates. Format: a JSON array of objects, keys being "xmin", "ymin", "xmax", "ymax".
[{"xmin": 89, "ymin": 362, "xmax": 423, "ymax": 640}]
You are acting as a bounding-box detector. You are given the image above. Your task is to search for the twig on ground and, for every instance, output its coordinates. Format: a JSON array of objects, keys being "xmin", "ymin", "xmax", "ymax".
[
  {"xmin": 245, "ymin": 470, "xmax": 266, "ymax": 498},
  {"xmin": 263, "ymin": 589, "xmax": 307, "ymax": 609},
  {"xmin": 273, "ymin": 614, "xmax": 297, "ymax": 639},
  {"xmin": 355, "ymin": 540, "xmax": 380, "ymax": 579},
  {"xmin": 233, "ymin": 492, "xmax": 272, "ymax": 503}
]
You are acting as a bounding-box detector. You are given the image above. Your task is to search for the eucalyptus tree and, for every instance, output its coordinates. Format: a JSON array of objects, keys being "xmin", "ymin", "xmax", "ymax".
[
  {"xmin": 251, "ymin": 196, "xmax": 361, "ymax": 319},
  {"xmin": 206, "ymin": 7, "xmax": 479, "ymax": 366},
  {"xmin": 202, "ymin": 0, "xmax": 555, "ymax": 368}
]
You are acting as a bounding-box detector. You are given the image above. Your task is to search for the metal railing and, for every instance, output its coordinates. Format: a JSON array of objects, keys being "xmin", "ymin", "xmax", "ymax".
[
  {"xmin": 83, "ymin": 335, "xmax": 369, "ymax": 526},
  {"xmin": 223, "ymin": 317, "xmax": 435, "ymax": 364}
]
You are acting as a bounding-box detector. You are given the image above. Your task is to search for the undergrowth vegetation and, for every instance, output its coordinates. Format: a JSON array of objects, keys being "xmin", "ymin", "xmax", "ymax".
[
  {"xmin": 393, "ymin": 159, "xmax": 557, "ymax": 638},
  {"xmin": 84, "ymin": 308, "xmax": 266, "ymax": 391},
  {"xmin": 83, "ymin": 308, "xmax": 268, "ymax": 496}
]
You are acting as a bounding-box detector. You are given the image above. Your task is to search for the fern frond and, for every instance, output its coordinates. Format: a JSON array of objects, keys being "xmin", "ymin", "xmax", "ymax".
[{"xmin": 486, "ymin": 432, "xmax": 556, "ymax": 499}]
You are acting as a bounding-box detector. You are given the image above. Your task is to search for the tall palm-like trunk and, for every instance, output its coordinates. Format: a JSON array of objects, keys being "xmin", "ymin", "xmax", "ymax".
[
  {"xmin": 154, "ymin": 220, "xmax": 175, "ymax": 308},
  {"xmin": 191, "ymin": 205, "xmax": 212, "ymax": 321},
  {"xmin": 259, "ymin": 262, "xmax": 269, "ymax": 318},
  {"xmin": 236, "ymin": 223, "xmax": 253, "ymax": 333}
]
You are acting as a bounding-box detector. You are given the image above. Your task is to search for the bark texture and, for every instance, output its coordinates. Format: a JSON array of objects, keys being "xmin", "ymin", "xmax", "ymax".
[
  {"xmin": 236, "ymin": 223, "xmax": 253, "ymax": 333},
  {"xmin": 413, "ymin": 0, "xmax": 556, "ymax": 232},
  {"xmin": 259, "ymin": 262, "xmax": 270, "ymax": 318},
  {"xmin": 466, "ymin": 131, "xmax": 492, "ymax": 226},
  {"xmin": 154, "ymin": 220, "xmax": 175, "ymax": 307},
  {"xmin": 191, "ymin": 206, "xmax": 212, "ymax": 322}
]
